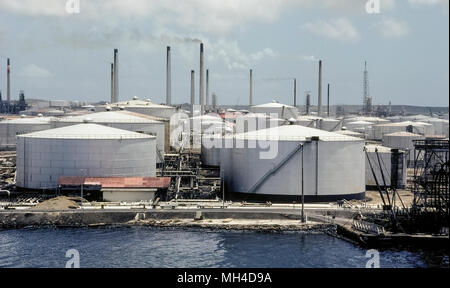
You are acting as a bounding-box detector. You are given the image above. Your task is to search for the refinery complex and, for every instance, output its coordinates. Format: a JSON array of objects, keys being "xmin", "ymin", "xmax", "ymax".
[{"xmin": 1, "ymin": 43, "xmax": 449, "ymax": 246}]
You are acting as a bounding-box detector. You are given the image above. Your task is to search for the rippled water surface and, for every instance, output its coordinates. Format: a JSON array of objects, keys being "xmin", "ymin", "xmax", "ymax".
[{"xmin": 0, "ymin": 227, "xmax": 448, "ymax": 268}]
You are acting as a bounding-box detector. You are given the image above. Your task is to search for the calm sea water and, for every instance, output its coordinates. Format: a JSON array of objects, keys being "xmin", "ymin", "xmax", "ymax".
[{"xmin": 0, "ymin": 227, "xmax": 448, "ymax": 268}]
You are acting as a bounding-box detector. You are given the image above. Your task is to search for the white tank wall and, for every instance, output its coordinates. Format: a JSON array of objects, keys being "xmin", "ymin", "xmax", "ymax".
[
  {"xmin": 53, "ymin": 121, "xmax": 165, "ymax": 163},
  {"xmin": 119, "ymin": 107, "xmax": 177, "ymax": 120},
  {"xmin": 318, "ymin": 119, "xmax": 341, "ymax": 132},
  {"xmin": 16, "ymin": 137, "xmax": 156, "ymax": 190},
  {"xmin": 223, "ymin": 139, "xmax": 365, "ymax": 197},
  {"xmin": 250, "ymin": 106, "xmax": 298, "ymax": 119},
  {"xmin": 365, "ymin": 150, "xmax": 406, "ymax": 188},
  {"xmin": 382, "ymin": 134, "xmax": 424, "ymax": 165},
  {"xmin": 201, "ymin": 136, "xmax": 234, "ymax": 167},
  {"xmin": 0, "ymin": 122, "xmax": 52, "ymax": 148},
  {"xmin": 372, "ymin": 123, "xmax": 434, "ymax": 140},
  {"xmin": 346, "ymin": 121, "xmax": 373, "ymax": 132}
]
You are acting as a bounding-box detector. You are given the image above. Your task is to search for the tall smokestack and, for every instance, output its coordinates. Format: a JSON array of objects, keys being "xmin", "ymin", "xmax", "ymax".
[
  {"xmin": 317, "ymin": 60, "xmax": 322, "ymax": 117},
  {"xmin": 206, "ymin": 69, "xmax": 209, "ymax": 108},
  {"xmin": 113, "ymin": 49, "xmax": 119, "ymax": 103},
  {"xmin": 199, "ymin": 43, "xmax": 204, "ymax": 114},
  {"xmin": 327, "ymin": 83, "xmax": 330, "ymax": 117},
  {"xmin": 212, "ymin": 93, "xmax": 217, "ymax": 110},
  {"xmin": 249, "ymin": 69, "xmax": 253, "ymax": 106},
  {"xmin": 110, "ymin": 63, "xmax": 114, "ymax": 104},
  {"xmin": 7, "ymin": 58, "xmax": 11, "ymax": 105},
  {"xmin": 306, "ymin": 92, "xmax": 311, "ymax": 115},
  {"xmin": 166, "ymin": 46, "xmax": 172, "ymax": 106},
  {"xmin": 191, "ymin": 70, "xmax": 195, "ymax": 116},
  {"xmin": 294, "ymin": 78, "xmax": 297, "ymax": 107}
]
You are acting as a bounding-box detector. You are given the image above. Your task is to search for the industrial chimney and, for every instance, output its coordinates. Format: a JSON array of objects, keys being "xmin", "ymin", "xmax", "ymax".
[
  {"xmin": 7, "ymin": 58, "xmax": 11, "ymax": 105},
  {"xmin": 249, "ymin": 69, "xmax": 253, "ymax": 106},
  {"xmin": 166, "ymin": 46, "xmax": 172, "ymax": 106},
  {"xmin": 113, "ymin": 49, "xmax": 119, "ymax": 103},
  {"xmin": 191, "ymin": 70, "xmax": 195, "ymax": 116},
  {"xmin": 327, "ymin": 83, "xmax": 330, "ymax": 117},
  {"xmin": 199, "ymin": 43, "xmax": 205, "ymax": 115},
  {"xmin": 294, "ymin": 78, "xmax": 297, "ymax": 107},
  {"xmin": 317, "ymin": 60, "xmax": 322, "ymax": 117},
  {"xmin": 306, "ymin": 92, "xmax": 311, "ymax": 115},
  {"xmin": 212, "ymin": 93, "xmax": 217, "ymax": 110},
  {"xmin": 206, "ymin": 69, "xmax": 209, "ymax": 109},
  {"xmin": 110, "ymin": 63, "xmax": 114, "ymax": 104}
]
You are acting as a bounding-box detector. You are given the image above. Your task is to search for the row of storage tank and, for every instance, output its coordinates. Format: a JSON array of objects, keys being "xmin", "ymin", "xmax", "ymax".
[{"xmin": 1, "ymin": 100, "xmax": 448, "ymax": 202}]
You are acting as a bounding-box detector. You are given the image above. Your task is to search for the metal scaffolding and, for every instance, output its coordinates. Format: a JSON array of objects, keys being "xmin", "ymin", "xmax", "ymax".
[{"xmin": 411, "ymin": 139, "xmax": 449, "ymax": 233}]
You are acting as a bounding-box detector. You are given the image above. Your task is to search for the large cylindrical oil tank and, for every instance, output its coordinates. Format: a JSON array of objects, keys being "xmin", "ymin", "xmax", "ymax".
[
  {"xmin": 0, "ymin": 116, "xmax": 53, "ymax": 149},
  {"xmin": 371, "ymin": 121, "xmax": 434, "ymax": 140},
  {"xmin": 382, "ymin": 131, "xmax": 425, "ymax": 167},
  {"xmin": 16, "ymin": 123, "xmax": 156, "ymax": 190},
  {"xmin": 52, "ymin": 110, "xmax": 166, "ymax": 161},
  {"xmin": 221, "ymin": 125, "xmax": 365, "ymax": 202},
  {"xmin": 318, "ymin": 118, "xmax": 341, "ymax": 132}
]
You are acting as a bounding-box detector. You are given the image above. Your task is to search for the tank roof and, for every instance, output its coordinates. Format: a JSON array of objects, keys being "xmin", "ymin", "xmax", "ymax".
[
  {"xmin": 230, "ymin": 125, "xmax": 362, "ymax": 142},
  {"xmin": 55, "ymin": 110, "xmax": 164, "ymax": 124},
  {"xmin": 383, "ymin": 131, "xmax": 423, "ymax": 137},
  {"xmin": 1, "ymin": 117, "xmax": 53, "ymax": 124},
  {"xmin": 18, "ymin": 123, "xmax": 156, "ymax": 140}
]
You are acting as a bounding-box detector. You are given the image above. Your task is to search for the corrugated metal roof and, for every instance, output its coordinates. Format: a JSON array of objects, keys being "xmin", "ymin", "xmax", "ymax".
[
  {"xmin": 229, "ymin": 125, "xmax": 362, "ymax": 142},
  {"xmin": 59, "ymin": 176, "xmax": 171, "ymax": 188},
  {"xmin": 55, "ymin": 111, "xmax": 163, "ymax": 124},
  {"xmin": 18, "ymin": 123, "xmax": 156, "ymax": 139}
]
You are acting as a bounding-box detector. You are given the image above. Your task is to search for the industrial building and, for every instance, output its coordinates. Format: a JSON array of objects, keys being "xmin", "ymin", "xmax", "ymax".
[
  {"xmin": 51, "ymin": 110, "xmax": 167, "ymax": 161},
  {"xmin": 0, "ymin": 116, "xmax": 53, "ymax": 149},
  {"xmin": 16, "ymin": 124, "xmax": 156, "ymax": 190},
  {"xmin": 218, "ymin": 125, "xmax": 365, "ymax": 202}
]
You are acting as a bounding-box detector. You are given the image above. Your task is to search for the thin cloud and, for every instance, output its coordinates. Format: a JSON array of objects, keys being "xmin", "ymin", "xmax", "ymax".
[
  {"xmin": 301, "ymin": 18, "xmax": 359, "ymax": 42},
  {"xmin": 371, "ymin": 18, "xmax": 411, "ymax": 38},
  {"xmin": 19, "ymin": 64, "xmax": 53, "ymax": 78}
]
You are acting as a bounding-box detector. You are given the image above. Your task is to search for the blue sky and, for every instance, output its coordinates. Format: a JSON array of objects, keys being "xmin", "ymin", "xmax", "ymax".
[{"xmin": 0, "ymin": 0, "xmax": 448, "ymax": 106}]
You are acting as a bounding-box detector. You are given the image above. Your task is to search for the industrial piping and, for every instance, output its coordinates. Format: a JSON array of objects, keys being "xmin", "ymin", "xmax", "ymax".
[{"xmin": 166, "ymin": 46, "xmax": 172, "ymax": 106}]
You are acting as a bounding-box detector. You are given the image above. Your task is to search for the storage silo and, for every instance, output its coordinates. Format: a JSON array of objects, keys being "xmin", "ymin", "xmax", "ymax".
[
  {"xmin": 222, "ymin": 125, "xmax": 365, "ymax": 202},
  {"xmin": 364, "ymin": 144, "xmax": 407, "ymax": 189},
  {"xmin": 52, "ymin": 110, "xmax": 166, "ymax": 161},
  {"xmin": 0, "ymin": 116, "xmax": 53, "ymax": 149},
  {"xmin": 382, "ymin": 131, "xmax": 425, "ymax": 166},
  {"xmin": 201, "ymin": 134, "xmax": 234, "ymax": 167},
  {"xmin": 343, "ymin": 116, "xmax": 389, "ymax": 127},
  {"xmin": 16, "ymin": 124, "xmax": 156, "ymax": 190},
  {"xmin": 371, "ymin": 121, "xmax": 434, "ymax": 140},
  {"xmin": 250, "ymin": 102, "xmax": 299, "ymax": 119}
]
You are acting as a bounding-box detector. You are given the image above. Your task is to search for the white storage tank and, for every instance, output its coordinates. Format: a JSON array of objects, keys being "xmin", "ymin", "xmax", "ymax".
[
  {"xmin": 343, "ymin": 117, "xmax": 389, "ymax": 127},
  {"xmin": 345, "ymin": 120, "xmax": 374, "ymax": 132},
  {"xmin": 364, "ymin": 144, "xmax": 407, "ymax": 189},
  {"xmin": 423, "ymin": 118, "xmax": 449, "ymax": 137},
  {"xmin": 335, "ymin": 130, "xmax": 365, "ymax": 139},
  {"xmin": 201, "ymin": 135, "xmax": 234, "ymax": 167},
  {"xmin": 318, "ymin": 118, "xmax": 342, "ymax": 132},
  {"xmin": 382, "ymin": 131, "xmax": 425, "ymax": 166},
  {"xmin": 16, "ymin": 124, "xmax": 156, "ymax": 190},
  {"xmin": 109, "ymin": 98, "xmax": 177, "ymax": 119},
  {"xmin": 52, "ymin": 110, "xmax": 166, "ymax": 162},
  {"xmin": 296, "ymin": 116, "xmax": 317, "ymax": 128},
  {"xmin": 250, "ymin": 102, "xmax": 299, "ymax": 120},
  {"xmin": 371, "ymin": 121, "xmax": 434, "ymax": 140},
  {"xmin": 0, "ymin": 116, "xmax": 53, "ymax": 149},
  {"xmin": 222, "ymin": 125, "xmax": 365, "ymax": 202}
]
